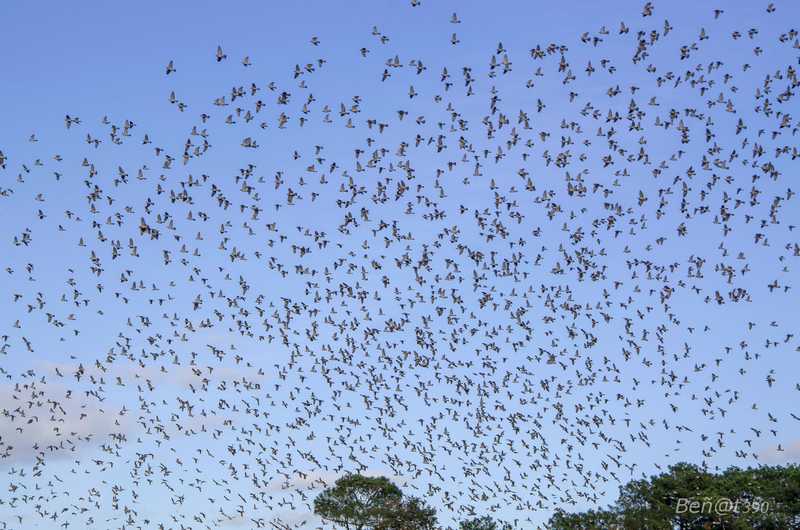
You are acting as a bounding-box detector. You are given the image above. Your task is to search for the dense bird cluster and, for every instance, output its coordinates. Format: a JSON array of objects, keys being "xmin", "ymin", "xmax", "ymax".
[{"xmin": 1, "ymin": 2, "xmax": 799, "ymax": 529}]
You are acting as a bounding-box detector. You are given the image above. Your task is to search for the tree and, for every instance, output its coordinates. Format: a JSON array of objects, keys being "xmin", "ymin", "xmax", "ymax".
[
  {"xmin": 546, "ymin": 462, "xmax": 800, "ymax": 530},
  {"xmin": 314, "ymin": 475, "xmax": 403, "ymax": 530},
  {"xmin": 376, "ymin": 495, "xmax": 438, "ymax": 530},
  {"xmin": 314, "ymin": 475, "xmax": 437, "ymax": 530},
  {"xmin": 459, "ymin": 516, "xmax": 512, "ymax": 530}
]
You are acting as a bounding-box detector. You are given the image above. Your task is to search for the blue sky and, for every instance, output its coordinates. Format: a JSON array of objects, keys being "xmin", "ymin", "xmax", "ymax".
[{"xmin": 1, "ymin": 0, "xmax": 799, "ymax": 529}]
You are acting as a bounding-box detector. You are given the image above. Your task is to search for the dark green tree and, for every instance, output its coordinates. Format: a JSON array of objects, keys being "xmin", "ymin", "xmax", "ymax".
[
  {"xmin": 458, "ymin": 515, "xmax": 513, "ymax": 530},
  {"xmin": 314, "ymin": 475, "xmax": 403, "ymax": 530},
  {"xmin": 314, "ymin": 475, "xmax": 438, "ymax": 530},
  {"xmin": 547, "ymin": 462, "xmax": 800, "ymax": 530},
  {"xmin": 376, "ymin": 495, "xmax": 438, "ymax": 530}
]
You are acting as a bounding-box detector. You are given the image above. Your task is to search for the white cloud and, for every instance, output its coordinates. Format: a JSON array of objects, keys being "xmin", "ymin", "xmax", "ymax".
[{"xmin": 758, "ymin": 438, "xmax": 800, "ymax": 464}]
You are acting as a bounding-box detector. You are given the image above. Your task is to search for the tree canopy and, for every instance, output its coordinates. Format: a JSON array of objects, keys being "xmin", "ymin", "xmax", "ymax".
[
  {"xmin": 547, "ymin": 462, "xmax": 800, "ymax": 530},
  {"xmin": 314, "ymin": 474, "xmax": 437, "ymax": 530},
  {"xmin": 375, "ymin": 494, "xmax": 438, "ymax": 530},
  {"xmin": 458, "ymin": 515, "xmax": 512, "ymax": 530}
]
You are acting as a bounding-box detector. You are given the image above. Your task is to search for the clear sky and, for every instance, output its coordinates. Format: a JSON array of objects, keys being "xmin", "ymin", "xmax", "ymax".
[{"xmin": 1, "ymin": 0, "xmax": 799, "ymax": 529}]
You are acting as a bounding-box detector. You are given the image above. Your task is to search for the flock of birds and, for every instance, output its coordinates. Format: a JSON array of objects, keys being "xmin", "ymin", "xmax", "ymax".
[{"xmin": 1, "ymin": 1, "xmax": 799, "ymax": 529}]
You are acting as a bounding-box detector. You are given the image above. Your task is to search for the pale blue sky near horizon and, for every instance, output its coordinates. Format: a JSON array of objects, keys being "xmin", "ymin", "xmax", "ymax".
[{"xmin": 1, "ymin": 1, "xmax": 799, "ymax": 529}]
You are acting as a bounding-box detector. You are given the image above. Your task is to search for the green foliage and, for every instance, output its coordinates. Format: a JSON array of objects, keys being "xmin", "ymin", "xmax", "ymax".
[
  {"xmin": 375, "ymin": 495, "xmax": 438, "ymax": 530},
  {"xmin": 546, "ymin": 462, "xmax": 800, "ymax": 530},
  {"xmin": 314, "ymin": 475, "xmax": 437, "ymax": 530},
  {"xmin": 547, "ymin": 508, "xmax": 625, "ymax": 530},
  {"xmin": 314, "ymin": 475, "xmax": 403, "ymax": 530},
  {"xmin": 458, "ymin": 516, "xmax": 512, "ymax": 530}
]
